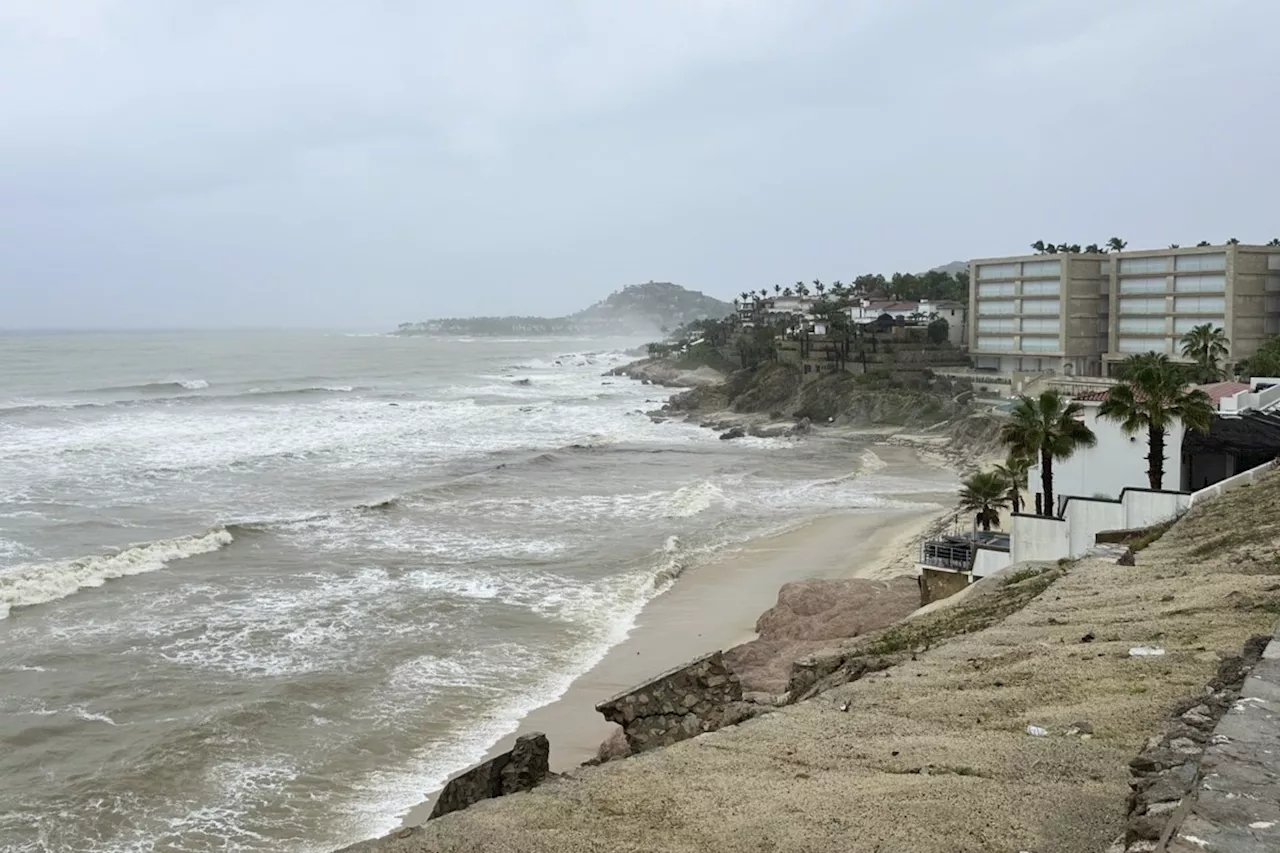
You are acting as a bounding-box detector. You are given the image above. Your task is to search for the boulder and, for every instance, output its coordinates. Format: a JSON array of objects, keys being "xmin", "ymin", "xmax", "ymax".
[
  {"xmin": 429, "ymin": 733, "xmax": 550, "ymax": 820},
  {"xmin": 719, "ymin": 427, "xmax": 746, "ymax": 441}
]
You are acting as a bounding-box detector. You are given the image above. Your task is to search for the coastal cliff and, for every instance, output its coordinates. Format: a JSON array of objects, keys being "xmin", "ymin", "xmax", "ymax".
[
  {"xmin": 615, "ymin": 358, "xmax": 973, "ymax": 431},
  {"xmin": 335, "ymin": 469, "xmax": 1280, "ymax": 853}
]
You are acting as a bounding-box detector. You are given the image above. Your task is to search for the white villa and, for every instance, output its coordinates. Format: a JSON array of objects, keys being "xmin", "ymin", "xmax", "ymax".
[{"xmin": 917, "ymin": 377, "xmax": 1280, "ymax": 600}]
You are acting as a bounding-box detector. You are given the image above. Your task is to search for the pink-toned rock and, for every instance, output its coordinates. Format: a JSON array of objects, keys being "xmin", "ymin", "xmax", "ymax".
[{"xmin": 725, "ymin": 577, "xmax": 920, "ymax": 694}]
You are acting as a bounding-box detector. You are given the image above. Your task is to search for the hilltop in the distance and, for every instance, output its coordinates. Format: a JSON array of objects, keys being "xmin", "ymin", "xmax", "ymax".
[{"xmin": 395, "ymin": 282, "xmax": 733, "ymax": 337}]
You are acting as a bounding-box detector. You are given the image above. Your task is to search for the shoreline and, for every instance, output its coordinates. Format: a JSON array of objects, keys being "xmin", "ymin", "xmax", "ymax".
[{"xmin": 398, "ymin": 443, "xmax": 956, "ymax": 827}]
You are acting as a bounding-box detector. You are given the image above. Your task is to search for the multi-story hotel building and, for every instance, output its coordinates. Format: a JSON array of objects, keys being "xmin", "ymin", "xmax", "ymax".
[
  {"xmin": 1103, "ymin": 244, "xmax": 1280, "ymax": 374},
  {"xmin": 969, "ymin": 244, "xmax": 1280, "ymax": 377},
  {"xmin": 967, "ymin": 253, "xmax": 1109, "ymax": 376}
]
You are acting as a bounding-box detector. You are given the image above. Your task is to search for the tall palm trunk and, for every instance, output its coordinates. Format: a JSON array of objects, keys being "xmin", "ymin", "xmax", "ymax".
[
  {"xmin": 1147, "ymin": 425, "xmax": 1165, "ymax": 490},
  {"xmin": 1011, "ymin": 492, "xmax": 1022, "ymax": 515},
  {"xmin": 1040, "ymin": 449, "xmax": 1054, "ymax": 517}
]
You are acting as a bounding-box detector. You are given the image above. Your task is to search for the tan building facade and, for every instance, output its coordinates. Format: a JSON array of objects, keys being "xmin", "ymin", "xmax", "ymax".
[
  {"xmin": 969, "ymin": 244, "xmax": 1280, "ymax": 377},
  {"xmin": 1103, "ymin": 244, "xmax": 1280, "ymax": 375},
  {"xmin": 968, "ymin": 253, "xmax": 1109, "ymax": 376}
]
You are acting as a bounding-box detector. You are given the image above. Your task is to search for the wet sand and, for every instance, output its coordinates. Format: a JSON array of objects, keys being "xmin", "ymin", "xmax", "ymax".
[{"xmin": 400, "ymin": 453, "xmax": 954, "ymax": 826}]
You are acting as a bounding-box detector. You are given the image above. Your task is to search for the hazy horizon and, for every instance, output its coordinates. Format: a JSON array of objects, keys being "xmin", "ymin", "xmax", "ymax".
[{"xmin": 4, "ymin": 0, "xmax": 1279, "ymax": 330}]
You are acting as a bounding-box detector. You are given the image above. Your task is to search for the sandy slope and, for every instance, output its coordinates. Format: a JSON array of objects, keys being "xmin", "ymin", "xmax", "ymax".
[{"xmin": 338, "ymin": 472, "xmax": 1280, "ymax": 853}]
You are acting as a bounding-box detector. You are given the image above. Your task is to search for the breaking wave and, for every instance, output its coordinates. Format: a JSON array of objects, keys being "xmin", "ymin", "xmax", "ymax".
[{"xmin": 0, "ymin": 528, "xmax": 234, "ymax": 619}]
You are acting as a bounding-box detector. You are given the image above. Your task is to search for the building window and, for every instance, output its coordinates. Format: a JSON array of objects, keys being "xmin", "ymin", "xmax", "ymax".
[
  {"xmin": 1119, "ymin": 256, "xmax": 1173, "ymax": 274},
  {"xmin": 1117, "ymin": 337, "xmax": 1169, "ymax": 354},
  {"xmin": 977, "ymin": 263, "xmax": 1018, "ymax": 280},
  {"xmin": 1020, "ymin": 298, "xmax": 1059, "ymax": 315},
  {"xmin": 1020, "ymin": 259, "xmax": 1061, "ymax": 277},
  {"xmin": 1264, "ymin": 275, "xmax": 1280, "ymax": 292},
  {"xmin": 1119, "ymin": 297, "xmax": 1166, "ymax": 314},
  {"xmin": 1175, "ymin": 253, "xmax": 1226, "ymax": 272},
  {"xmin": 1173, "ymin": 316, "xmax": 1225, "ymax": 334},
  {"xmin": 1119, "ymin": 316, "xmax": 1166, "ymax": 334},
  {"xmin": 1021, "ymin": 280, "xmax": 1060, "ymax": 296},
  {"xmin": 975, "ymin": 335, "xmax": 1015, "ymax": 350},
  {"xmin": 1269, "ymin": 255, "xmax": 1280, "ymax": 271},
  {"xmin": 1020, "ymin": 335, "xmax": 1059, "ymax": 351},
  {"xmin": 1020, "ymin": 317, "xmax": 1060, "ymax": 333},
  {"xmin": 1174, "ymin": 296, "xmax": 1226, "ymax": 314},
  {"xmin": 1174, "ymin": 274, "xmax": 1226, "ymax": 293},
  {"xmin": 977, "ymin": 282, "xmax": 1016, "ymax": 297},
  {"xmin": 979, "ymin": 300, "xmax": 1015, "ymax": 315},
  {"xmin": 977, "ymin": 317, "xmax": 1015, "ymax": 332},
  {"xmin": 1118, "ymin": 276, "xmax": 1168, "ymax": 294}
]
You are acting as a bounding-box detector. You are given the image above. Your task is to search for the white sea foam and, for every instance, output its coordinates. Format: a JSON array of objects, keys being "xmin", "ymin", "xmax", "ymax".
[
  {"xmin": 0, "ymin": 528, "xmax": 233, "ymax": 619},
  {"xmin": 175, "ymin": 379, "xmax": 210, "ymax": 390}
]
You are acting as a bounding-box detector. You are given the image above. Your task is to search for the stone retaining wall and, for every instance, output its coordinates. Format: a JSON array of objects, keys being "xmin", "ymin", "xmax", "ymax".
[
  {"xmin": 595, "ymin": 651, "xmax": 742, "ymax": 754},
  {"xmin": 1112, "ymin": 635, "xmax": 1272, "ymax": 852},
  {"xmin": 428, "ymin": 733, "xmax": 550, "ymax": 820}
]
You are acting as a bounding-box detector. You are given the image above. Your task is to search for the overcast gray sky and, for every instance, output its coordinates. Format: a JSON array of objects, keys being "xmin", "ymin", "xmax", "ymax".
[{"xmin": 2, "ymin": 0, "xmax": 1277, "ymax": 330}]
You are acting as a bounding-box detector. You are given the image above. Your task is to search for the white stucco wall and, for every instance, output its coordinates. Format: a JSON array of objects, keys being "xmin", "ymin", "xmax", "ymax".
[
  {"xmin": 1010, "ymin": 514, "xmax": 1070, "ymax": 563},
  {"xmin": 1029, "ymin": 402, "xmax": 1187, "ymax": 507},
  {"xmin": 1123, "ymin": 490, "xmax": 1190, "ymax": 529},
  {"xmin": 1063, "ymin": 498, "xmax": 1125, "ymax": 557},
  {"xmin": 971, "ymin": 547, "xmax": 1013, "ymax": 578}
]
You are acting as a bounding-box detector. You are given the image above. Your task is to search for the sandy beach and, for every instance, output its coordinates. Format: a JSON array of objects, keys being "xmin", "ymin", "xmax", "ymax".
[{"xmin": 401, "ymin": 445, "xmax": 955, "ymax": 826}]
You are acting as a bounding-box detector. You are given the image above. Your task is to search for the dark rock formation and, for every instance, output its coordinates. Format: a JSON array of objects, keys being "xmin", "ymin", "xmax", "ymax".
[
  {"xmin": 718, "ymin": 427, "xmax": 746, "ymax": 440},
  {"xmin": 428, "ymin": 733, "xmax": 550, "ymax": 820},
  {"xmin": 595, "ymin": 651, "xmax": 742, "ymax": 754}
]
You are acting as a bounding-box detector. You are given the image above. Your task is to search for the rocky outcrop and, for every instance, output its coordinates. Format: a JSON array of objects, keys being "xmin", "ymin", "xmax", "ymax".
[
  {"xmin": 608, "ymin": 358, "xmax": 725, "ymax": 388},
  {"xmin": 595, "ymin": 651, "xmax": 742, "ymax": 754},
  {"xmin": 428, "ymin": 733, "xmax": 550, "ymax": 820},
  {"xmin": 724, "ymin": 577, "xmax": 921, "ymax": 694},
  {"xmin": 1114, "ymin": 634, "xmax": 1272, "ymax": 852}
]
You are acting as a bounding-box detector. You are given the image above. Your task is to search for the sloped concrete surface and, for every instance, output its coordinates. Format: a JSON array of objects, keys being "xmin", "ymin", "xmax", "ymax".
[{"xmin": 1166, "ymin": 632, "xmax": 1280, "ymax": 853}]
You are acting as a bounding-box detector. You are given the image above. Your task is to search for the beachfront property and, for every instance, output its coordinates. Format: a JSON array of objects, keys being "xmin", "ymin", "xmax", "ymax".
[
  {"xmin": 1103, "ymin": 243, "xmax": 1280, "ymax": 375},
  {"xmin": 917, "ymin": 376, "xmax": 1280, "ymax": 599},
  {"xmin": 968, "ymin": 252, "xmax": 1110, "ymax": 377},
  {"xmin": 968, "ymin": 243, "xmax": 1280, "ymax": 379}
]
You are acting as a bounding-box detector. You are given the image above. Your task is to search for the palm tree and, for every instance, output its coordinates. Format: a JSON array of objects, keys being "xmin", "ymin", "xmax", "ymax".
[
  {"xmin": 1107, "ymin": 237, "xmax": 1128, "ymax": 252},
  {"xmin": 1226, "ymin": 237, "xmax": 1240, "ymax": 245},
  {"xmin": 1084, "ymin": 243, "xmax": 1101, "ymax": 254},
  {"xmin": 814, "ymin": 281, "xmax": 826, "ymax": 297},
  {"xmin": 1099, "ymin": 354, "xmax": 1214, "ymax": 490},
  {"xmin": 1196, "ymin": 241, "xmax": 1211, "ymax": 247},
  {"xmin": 959, "ymin": 471, "xmax": 1011, "ymax": 532},
  {"xmin": 1000, "ymin": 390, "xmax": 1097, "ymax": 517},
  {"xmin": 1030, "ymin": 240, "xmax": 1046, "ymax": 254},
  {"xmin": 774, "ymin": 283, "xmax": 782, "ymax": 295},
  {"xmin": 1179, "ymin": 324, "xmax": 1229, "ymax": 382},
  {"xmin": 993, "ymin": 454, "xmax": 1031, "ymax": 515},
  {"xmin": 1268, "ymin": 238, "xmax": 1280, "ymax": 247},
  {"xmin": 739, "ymin": 291, "xmax": 750, "ymax": 303},
  {"xmin": 782, "ymin": 287, "xmax": 793, "ymax": 297},
  {"xmin": 1169, "ymin": 244, "xmax": 1180, "ymax": 249}
]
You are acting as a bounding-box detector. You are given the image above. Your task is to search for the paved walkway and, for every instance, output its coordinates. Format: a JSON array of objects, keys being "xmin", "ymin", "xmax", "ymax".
[{"xmin": 1166, "ymin": 630, "xmax": 1280, "ymax": 853}]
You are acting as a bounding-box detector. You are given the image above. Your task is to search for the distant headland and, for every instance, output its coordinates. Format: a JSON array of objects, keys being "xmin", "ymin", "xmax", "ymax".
[{"xmin": 393, "ymin": 282, "xmax": 734, "ymax": 337}]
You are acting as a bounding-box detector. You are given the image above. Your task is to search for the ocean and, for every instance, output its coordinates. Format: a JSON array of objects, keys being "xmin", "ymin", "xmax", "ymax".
[{"xmin": 0, "ymin": 331, "xmax": 950, "ymax": 852}]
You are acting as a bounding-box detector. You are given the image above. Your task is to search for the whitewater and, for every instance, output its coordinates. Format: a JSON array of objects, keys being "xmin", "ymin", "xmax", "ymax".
[{"xmin": 0, "ymin": 330, "xmax": 952, "ymax": 852}]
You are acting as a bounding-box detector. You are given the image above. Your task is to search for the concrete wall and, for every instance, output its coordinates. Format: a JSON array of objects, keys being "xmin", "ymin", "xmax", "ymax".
[
  {"xmin": 1188, "ymin": 458, "xmax": 1280, "ymax": 505},
  {"xmin": 1010, "ymin": 513, "xmax": 1069, "ymax": 563},
  {"xmin": 971, "ymin": 546, "xmax": 1013, "ymax": 578},
  {"xmin": 1030, "ymin": 403, "xmax": 1187, "ymax": 505},
  {"xmin": 1063, "ymin": 498, "xmax": 1124, "ymax": 557},
  {"xmin": 1122, "ymin": 489, "xmax": 1189, "ymax": 529},
  {"xmin": 920, "ymin": 567, "xmax": 971, "ymax": 605},
  {"xmin": 595, "ymin": 651, "xmax": 742, "ymax": 755}
]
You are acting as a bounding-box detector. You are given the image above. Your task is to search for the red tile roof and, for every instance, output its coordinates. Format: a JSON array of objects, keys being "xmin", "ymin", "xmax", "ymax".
[
  {"xmin": 1194, "ymin": 381, "xmax": 1250, "ymax": 403},
  {"xmin": 1069, "ymin": 381, "xmax": 1249, "ymax": 405}
]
